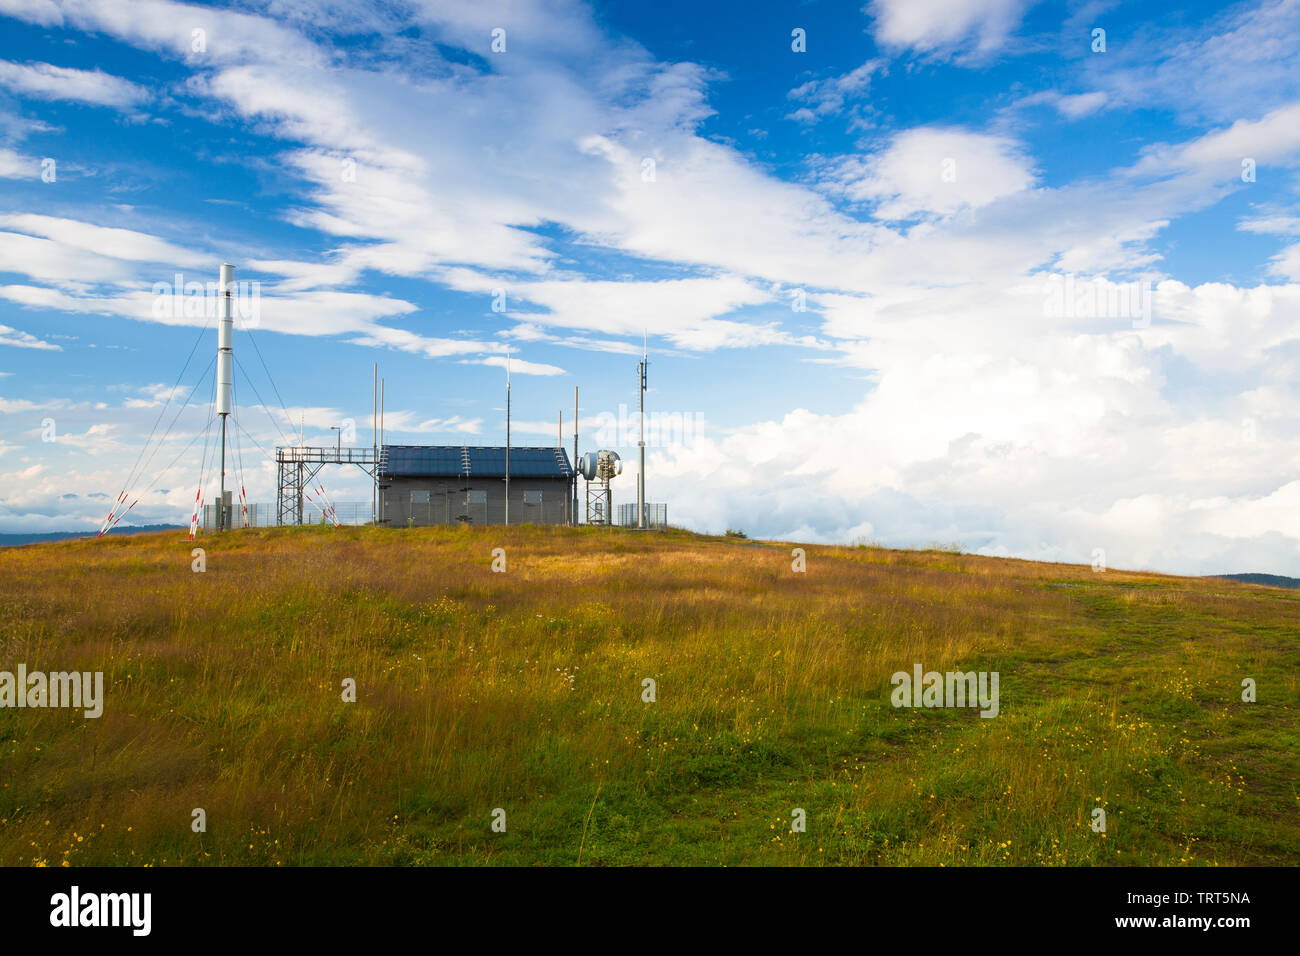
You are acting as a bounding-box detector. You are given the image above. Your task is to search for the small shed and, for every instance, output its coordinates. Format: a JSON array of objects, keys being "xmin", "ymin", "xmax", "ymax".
[{"xmin": 379, "ymin": 445, "xmax": 574, "ymax": 526}]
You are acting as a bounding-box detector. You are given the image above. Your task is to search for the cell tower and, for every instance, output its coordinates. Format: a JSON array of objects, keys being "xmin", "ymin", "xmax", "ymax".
[
  {"xmin": 637, "ymin": 332, "xmax": 647, "ymax": 529},
  {"xmin": 215, "ymin": 263, "xmax": 234, "ymax": 532},
  {"xmin": 505, "ymin": 354, "xmax": 511, "ymax": 526},
  {"xmin": 578, "ymin": 449, "xmax": 622, "ymax": 524},
  {"xmin": 577, "ymin": 385, "xmax": 582, "ymax": 528}
]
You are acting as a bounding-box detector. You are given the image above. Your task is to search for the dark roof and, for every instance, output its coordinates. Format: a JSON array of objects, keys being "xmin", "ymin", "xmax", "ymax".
[{"xmin": 383, "ymin": 445, "xmax": 573, "ymax": 479}]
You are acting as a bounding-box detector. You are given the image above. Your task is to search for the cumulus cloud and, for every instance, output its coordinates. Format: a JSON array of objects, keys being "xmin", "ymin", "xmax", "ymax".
[
  {"xmin": 645, "ymin": 279, "xmax": 1300, "ymax": 574},
  {"xmin": 826, "ymin": 127, "xmax": 1037, "ymax": 220}
]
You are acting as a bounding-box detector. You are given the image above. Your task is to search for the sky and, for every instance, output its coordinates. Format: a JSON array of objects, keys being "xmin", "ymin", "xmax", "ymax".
[{"xmin": 0, "ymin": 0, "xmax": 1298, "ymax": 576}]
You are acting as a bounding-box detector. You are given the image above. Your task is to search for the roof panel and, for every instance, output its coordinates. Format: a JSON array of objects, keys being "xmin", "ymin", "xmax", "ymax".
[{"xmin": 383, "ymin": 445, "xmax": 572, "ymax": 478}]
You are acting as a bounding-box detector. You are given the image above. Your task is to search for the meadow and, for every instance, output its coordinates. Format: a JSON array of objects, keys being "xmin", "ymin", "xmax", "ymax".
[{"xmin": 0, "ymin": 524, "xmax": 1295, "ymax": 866}]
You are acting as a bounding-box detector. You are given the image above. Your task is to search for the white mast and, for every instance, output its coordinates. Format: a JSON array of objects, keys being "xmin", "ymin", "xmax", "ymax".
[
  {"xmin": 216, "ymin": 263, "xmax": 235, "ymax": 532},
  {"xmin": 504, "ymin": 353, "xmax": 511, "ymax": 526},
  {"xmin": 637, "ymin": 330, "xmax": 647, "ymax": 529},
  {"xmin": 577, "ymin": 385, "xmax": 582, "ymax": 528},
  {"xmin": 373, "ymin": 363, "xmax": 377, "ymax": 525}
]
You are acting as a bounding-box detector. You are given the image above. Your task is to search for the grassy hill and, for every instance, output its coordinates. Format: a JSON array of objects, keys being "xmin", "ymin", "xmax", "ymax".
[
  {"xmin": 0, "ymin": 524, "xmax": 185, "ymax": 547},
  {"xmin": 0, "ymin": 524, "xmax": 1295, "ymax": 866}
]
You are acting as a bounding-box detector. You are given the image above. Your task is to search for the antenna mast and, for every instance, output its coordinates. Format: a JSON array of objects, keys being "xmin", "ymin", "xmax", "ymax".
[
  {"xmin": 637, "ymin": 331, "xmax": 647, "ymax": 529},
  {"xmin": 573, "ymin": 386, "xmax": 579, "ymax": 526},
  {"xmin": 215, "ymin": 263, "xmax": 235, "ymax": 532},
  {"xmin": 372, "ymin": 363, "xmax": 377, "ymax": 525},
  {"xmin": 505, "ymin": 354, "xmax": 511, "ymax": 526}
]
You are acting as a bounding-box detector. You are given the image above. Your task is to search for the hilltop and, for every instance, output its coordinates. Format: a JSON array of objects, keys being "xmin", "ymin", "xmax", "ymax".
[
  {"xmin": 0, "ymin": 525, "xmax": 185, "ymax": 547},
  {"xmin": 0, "ymin": 524, "xmax": 1295, "ymax": 866}
]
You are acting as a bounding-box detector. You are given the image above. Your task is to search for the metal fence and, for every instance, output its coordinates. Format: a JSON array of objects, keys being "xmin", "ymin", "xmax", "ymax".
[
  {"xmin": 201, "ymin": 500, "xmax": 374, "ymax": 530},
  {"xmin": 199, "ymin": 499, "xmax": 660, "ymax": 530},
  {"xmin": 616, "ymin": 502, "xmax": 668, "ymax": 529}
]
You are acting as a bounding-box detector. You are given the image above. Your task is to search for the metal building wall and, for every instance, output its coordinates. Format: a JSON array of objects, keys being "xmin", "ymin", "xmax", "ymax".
[{"xmin": 380, "ymin": 475, "xmax": 571, "ymax": 526}]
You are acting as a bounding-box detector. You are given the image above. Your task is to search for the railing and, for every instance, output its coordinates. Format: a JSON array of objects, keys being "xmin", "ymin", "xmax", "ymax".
[{"xmin": 275, "ymin": 445, "xmax": 379, "ymax": 465}]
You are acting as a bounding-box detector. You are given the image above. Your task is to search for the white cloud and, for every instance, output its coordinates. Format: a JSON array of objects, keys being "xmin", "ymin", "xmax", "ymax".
[
  {"xmin": 1238, "ymin": 213, "xmax": 1300, "ymax": 236},
  {"xmin": 471, "ymin": 355, "xmax": 565, "ymax": 377},
  {"xmin": 868, "ymin": 0, "xmax": 1037, "ymax": 58},
  {"xmin": 1129, "ymin": 102, "xmax": 1300, "ymax": 179},
  {"xmin": 827, "ymin": 127, "xmax": 1037, "ymax": 220},
  {"xmin": 0, "ymin": 0, "xmax": 324, "ymax": 67},
  {"xmin": 437, "ymin": 268, "xmax": 778, "ymax": 349},
  {"xmin": 786, "ymin": 59, "xmax": 884, "ymax": 124},
  {"xmin": 1054, "ymin": 91, "xmax": 1108, "ymax": 118},
  {"xmin": 0, "ymin": 322, "xmax": 60, "ymax": 349},
  {"xmin": 1014, "ymin": 90, "xmax": 1109, "ymax": 119},
  {"xmin": 0, "ymin": 233, "xmax": 144, "ymax": 285},
  {"xmin": 646, "ymin": 275, "xmax": 1300, "ymax": 574},
  {"xmin": 0, "ymin": 60, "xmax": 147, "ymax": 108},
  {"xmin": 0, "ymin": 0, "xmax": 63, "ymax": 28},
  {"xmin": 0, "ymin": 146, "xmax": 38, "ymax": 179},
  {"xmin": 0, "ymin": 282, "xmax": 427, "ymax": 339},
  {"xmin": 1267, "ymin": 243, "xmax": 1300, "ymax": 281},
  {"xmin": 413, "ymin": 415, "xmax": 482, "ymax": 434},
  {"xmin": 50, "ymin": 421, "xmax": 119, "ymax": 453},
  {"xmin": 1083, "ymin": 0, "xmax": 1300, "ymax": 124},
  {"xmin": 0, "ymin": 214, "xmax": 209, "ymax": 269}
]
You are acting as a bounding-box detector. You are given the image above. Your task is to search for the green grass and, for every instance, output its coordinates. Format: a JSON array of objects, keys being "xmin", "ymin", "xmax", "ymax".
[{"xmin": 0, "ymin": 523, "xmax": 1295, "ymax": 866}]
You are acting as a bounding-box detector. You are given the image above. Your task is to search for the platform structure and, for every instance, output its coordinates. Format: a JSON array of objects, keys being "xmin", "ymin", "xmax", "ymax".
[
  {"xmin": 275, "ymin": 445, "xmax": 383, "ymax": 526},
  {"xmin": 586, "ymin": 477, "xmax": 612, "ymax": 525}
]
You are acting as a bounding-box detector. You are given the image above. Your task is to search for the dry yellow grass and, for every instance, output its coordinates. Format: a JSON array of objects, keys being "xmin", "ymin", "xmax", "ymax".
[{"xmin": 0, "ymin": 523, "xmax": 1295, "ymax": 866}]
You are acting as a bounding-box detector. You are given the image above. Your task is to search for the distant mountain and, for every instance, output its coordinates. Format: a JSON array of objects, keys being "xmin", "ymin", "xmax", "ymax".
[
  {"xmin": 0, "ymin": 525, "xmax": 185, "ymax": 547},
  {"xmin": 1214, "ymin": 573, "xmax": 1300, "ymax": 589}
]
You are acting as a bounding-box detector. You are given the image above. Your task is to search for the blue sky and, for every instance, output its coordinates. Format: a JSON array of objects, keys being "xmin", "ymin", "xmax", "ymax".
[{"xmin": 1, "ymin": 0, "xmax": 1299, "ymax": 576}]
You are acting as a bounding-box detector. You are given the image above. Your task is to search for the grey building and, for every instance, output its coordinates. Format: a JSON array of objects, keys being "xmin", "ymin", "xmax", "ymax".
[{"xmin": 379, "ymin": 445, "xmax": 574, "ymax": 526}]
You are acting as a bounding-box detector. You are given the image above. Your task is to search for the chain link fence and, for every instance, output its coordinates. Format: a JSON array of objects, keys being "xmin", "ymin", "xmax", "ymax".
[
  {"xmin": 202, "ymin": 501, "xmax": 374, "ymax": 530},
  {"xmin": 616, "ymin": 502, "xmax": 668, "ymax": 529}
]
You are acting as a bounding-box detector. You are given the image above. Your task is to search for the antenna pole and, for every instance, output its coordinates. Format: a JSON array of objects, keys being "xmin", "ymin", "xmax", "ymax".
[
  {"xmin": 573, "ymin": 386, "xmax": 579, "ymax": 526},
  {"xmin": 505, "ymin": 356, "xmax": 511, "ymax": 527},
  {"xmin": 380, "ymin": 377, "xmax": 385, "ymax": 524},
  {"xmin": 372, "ymin": 363, "xmax": 377, "ymax": 525},
  {"xmin": 637, "ymin": 332, "xmax": 647, "ymax": 529},
  {"xmin": 215, "ymin": 263, "xmax": 235, "ymax": 532}
]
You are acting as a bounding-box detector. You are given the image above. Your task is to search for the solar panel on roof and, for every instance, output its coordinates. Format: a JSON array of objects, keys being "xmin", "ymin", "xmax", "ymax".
[{"xmin": 382, "ymin": 445, "xmax": 572, "ymax": 478}]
